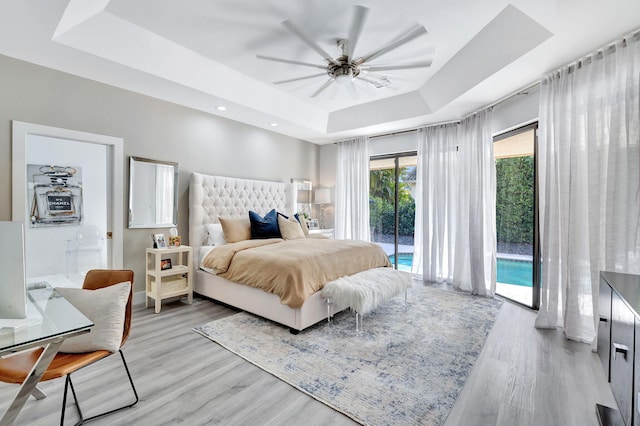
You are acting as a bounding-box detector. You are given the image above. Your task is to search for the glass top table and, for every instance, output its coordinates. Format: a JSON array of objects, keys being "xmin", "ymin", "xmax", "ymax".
[{"xmin": 0, "ymin": 287, "xmax": 93, "ymax": 426}]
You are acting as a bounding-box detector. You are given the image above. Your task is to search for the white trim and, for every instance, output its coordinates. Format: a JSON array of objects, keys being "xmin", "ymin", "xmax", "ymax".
[
  {"xmin": 133, "ymin": 290, "xmax": 147, "ymax": 307},
  {"xmin": 11, "ymin": 121, "xmax": 124, "ymax": 269}
]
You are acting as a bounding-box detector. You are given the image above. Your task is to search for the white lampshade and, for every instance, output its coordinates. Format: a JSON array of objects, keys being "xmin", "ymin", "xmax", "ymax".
[{"xmin": 314, "ymin": 188, "xmax": 331, "ymax": 204}]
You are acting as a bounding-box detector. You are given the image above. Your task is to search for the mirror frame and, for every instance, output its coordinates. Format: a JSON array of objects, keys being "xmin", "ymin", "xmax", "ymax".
[
  {"xmin": 128, "ymin": 156, "xmax": 179, "ymax": 228},
  {"xmin": 291, "ymin": 178, "xmax": 312, "ymax": 218}
]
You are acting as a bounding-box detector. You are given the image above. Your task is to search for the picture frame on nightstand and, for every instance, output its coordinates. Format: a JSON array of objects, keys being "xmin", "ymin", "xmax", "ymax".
[
  {"xmin": 152, "ymin": 233, "xmax": 167, "ymax": 249},
  {"xmin": 308, "ymin": 218, "xmax": 319, "ymax": 230},
  {"xmin": 160, "ymin": 258, "xmax": 172, "ymax": 270}
]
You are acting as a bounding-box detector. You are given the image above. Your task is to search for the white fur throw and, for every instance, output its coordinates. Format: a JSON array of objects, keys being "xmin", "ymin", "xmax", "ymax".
[{"xmin": 320, "ymin": 267, "xmax": 413, "ymax": 315}]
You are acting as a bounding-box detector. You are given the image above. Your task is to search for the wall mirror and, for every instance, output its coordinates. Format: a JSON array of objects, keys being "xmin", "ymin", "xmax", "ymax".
[
  {"xmin": 128, "ymin": 156, "xmax": 178, "ymax": 228},
  {"xmin": 291, "ymin": 178, "xmax": 312, "ymax": 218}
]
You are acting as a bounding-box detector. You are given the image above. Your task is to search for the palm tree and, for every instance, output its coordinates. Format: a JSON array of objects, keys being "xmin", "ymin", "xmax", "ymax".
[{"xmin": 369, "ymin": 169, "xmax": 395, "ymax": 202}]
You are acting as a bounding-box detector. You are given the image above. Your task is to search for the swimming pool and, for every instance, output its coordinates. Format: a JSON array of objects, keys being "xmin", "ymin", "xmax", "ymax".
[
  {"xmin": 388, "ymin": 254, "xmax": 533, "ymax": 287},
  {"xmin": 496, "ymin": 258, "xmax": 533, "ymax": 287}
]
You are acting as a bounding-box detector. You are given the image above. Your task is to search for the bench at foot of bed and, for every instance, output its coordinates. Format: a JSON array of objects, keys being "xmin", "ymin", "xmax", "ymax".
[{"xmin": 320, "ymin": 267, "xmax": 413, "ymax": 332}]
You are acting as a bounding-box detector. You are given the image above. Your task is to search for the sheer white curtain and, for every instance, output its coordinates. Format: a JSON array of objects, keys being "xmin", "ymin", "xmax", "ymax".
[
  {"xmin": 412, "ymin": 124, "xmax": 458, "ymax": 282},
  {"xmin": 413, "ymin": 109, "xmax": 496, "ymax": 296},
  {"xmin": 536, "ymin": 33, "xmax": 640, "ymax": 343},
  {"xmin": 453, "ymin": 110, "xmax": 496, "ymax": 296},
  {"xmin": 335, "ymin": 136, "xmax": 371, "ymax": 241}
]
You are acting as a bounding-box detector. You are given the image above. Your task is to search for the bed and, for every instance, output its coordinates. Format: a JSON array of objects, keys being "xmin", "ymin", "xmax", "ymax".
[{"xmin": 189, "ymin": 172, "xmax": 391, "ymax": 332}]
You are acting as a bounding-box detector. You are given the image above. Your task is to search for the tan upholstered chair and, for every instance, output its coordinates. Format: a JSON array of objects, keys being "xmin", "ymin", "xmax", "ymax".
[{"xmin": 0, "ymin": 270, "xmax": 138, "ymax": 425}]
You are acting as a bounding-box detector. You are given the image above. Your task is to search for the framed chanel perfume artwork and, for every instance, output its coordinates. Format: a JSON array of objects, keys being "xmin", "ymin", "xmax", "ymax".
[{"xmin": 27, "ymin": 164, "xmax": 83, "ymax": 227}]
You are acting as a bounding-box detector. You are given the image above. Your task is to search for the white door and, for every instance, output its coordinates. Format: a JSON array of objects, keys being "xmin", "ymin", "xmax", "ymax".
[{"xmin": 12, "ymin": 121, "xmax": 123, "ymax": 287}]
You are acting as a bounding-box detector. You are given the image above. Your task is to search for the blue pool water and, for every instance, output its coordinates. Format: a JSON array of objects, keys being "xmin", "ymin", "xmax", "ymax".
[
  {"xmin": 496, "ymin": 258, "xmax": 533, "ymax": 287},
  {"xmin": 389, "ymin": 253, "xmax": 413, "ymax": 268},
  {"xmin": 388, "ymin": 254, "xmax": 533, "ymax": 287}
]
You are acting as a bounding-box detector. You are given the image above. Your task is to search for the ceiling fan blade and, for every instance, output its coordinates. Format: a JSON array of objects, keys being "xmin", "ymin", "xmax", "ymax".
[
  {"xmin": 256, "ymin": 54, "xmax": 326, "ymax": 69},
  {"xmin": 347, "ymin": 79, "xmax": 358, "ymax": 97},
  {"xmin": 364, "ymin": 60, "xmax": 433, "ymax": 72},
  {"xmin": 273, "ymin": 73, "xmax": 327, "ymax": 85},
  {"xmin": 311, "ymin": 78, "xmax": 335, "ymax": 97},
  {"xmin": 356, "ymin": 24, "xmax": 427, "ymax": 64},
  {"xmin": 282, "ymin": 20, "xmax": 339, "ymax": 65},
  {"xmin": 346, "ymin": 5, "xmax": 369, "ymax": 62}
]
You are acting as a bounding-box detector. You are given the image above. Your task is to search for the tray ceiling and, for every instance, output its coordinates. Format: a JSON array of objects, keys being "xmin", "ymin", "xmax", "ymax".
[{"xmin": 1, "ymin": 0, "xmax": 639, "ymax": 143}]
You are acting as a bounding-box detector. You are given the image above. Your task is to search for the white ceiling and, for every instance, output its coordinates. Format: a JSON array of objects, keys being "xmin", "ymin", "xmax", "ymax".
[{"xmin": 1, "ymin": 0, "xmax": 639, "ymax": 144}]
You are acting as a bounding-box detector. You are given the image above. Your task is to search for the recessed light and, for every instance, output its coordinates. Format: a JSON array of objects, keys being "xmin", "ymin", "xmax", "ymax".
[
  {"xmin": 215, "ymin": 106, "xmax": 227, "ymax": 111},
  {"xmin": 269, "ymin": 122, "xmax": 279, "ymax": 127}
]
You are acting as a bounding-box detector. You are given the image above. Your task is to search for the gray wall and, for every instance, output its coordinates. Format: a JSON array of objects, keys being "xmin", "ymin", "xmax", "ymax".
[{"xmin": 0, "ymin": 54, "xmax": 319, "ymax": 292}]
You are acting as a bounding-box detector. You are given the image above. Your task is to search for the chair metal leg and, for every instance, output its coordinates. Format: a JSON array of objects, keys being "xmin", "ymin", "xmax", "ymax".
[
  {"xmin": 60, "ymin": 350, "xmax": 138, "ymax": 425},
  {"xmin": 60, "ymin": 375, "xmax": 71, "ymax": 426},
  {"xmin": 65, "ymin": 375, "xmax": 83, "ymax": 426}
]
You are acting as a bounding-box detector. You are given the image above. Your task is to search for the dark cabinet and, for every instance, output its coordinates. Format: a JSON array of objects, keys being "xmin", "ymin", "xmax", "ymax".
[
  {"xmin": 599, "ymin": 272, "xmax": 640, "ymax": 426},
  {"xmin": 634, "ymin": 320, "xmax": 640, "ymax": 426},
  {"xmin": 599, "ymin": 278, "xmax": 612, "ymax": 380},
  {"xmin": 610, "ymin": 291, "xmax": 635, "ymax": 425}
]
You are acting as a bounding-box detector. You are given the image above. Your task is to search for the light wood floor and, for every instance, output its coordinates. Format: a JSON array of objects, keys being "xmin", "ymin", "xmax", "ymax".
[{"xmin": 0, "ymin": 285, "xmax": 616, "ymax": 426}]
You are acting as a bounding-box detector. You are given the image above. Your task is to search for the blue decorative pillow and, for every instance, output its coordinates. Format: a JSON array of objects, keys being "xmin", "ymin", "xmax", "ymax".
[{"xmin": 249, "ymin": 209, "xmax": 281, "ymax": 239}]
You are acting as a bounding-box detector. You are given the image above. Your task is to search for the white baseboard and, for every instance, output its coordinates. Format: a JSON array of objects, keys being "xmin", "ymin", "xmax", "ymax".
[{"xmin": 133, "ymin": 290, "xmax": 146, "ymax": 307}]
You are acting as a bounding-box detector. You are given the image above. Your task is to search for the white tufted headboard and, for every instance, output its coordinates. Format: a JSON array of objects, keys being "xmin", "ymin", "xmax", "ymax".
[{"xmin": 189, "ymin": 172, "xmax": 293, "ymax": 254}]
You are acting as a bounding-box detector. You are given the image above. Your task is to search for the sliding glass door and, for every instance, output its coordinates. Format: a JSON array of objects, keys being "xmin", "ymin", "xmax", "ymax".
[
  {"xmin": 494, "ymin": 124, "xmax": 540, "ymax": 308},
  {"xmin": 369, "ymin": 153, "xmax": 417, "ymax": 271}
]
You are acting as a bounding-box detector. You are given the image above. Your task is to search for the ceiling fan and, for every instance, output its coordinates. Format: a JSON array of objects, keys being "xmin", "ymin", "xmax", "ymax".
[{"xmin": 257, "ymin": 5, "xmax": 433, "ymax": 97}]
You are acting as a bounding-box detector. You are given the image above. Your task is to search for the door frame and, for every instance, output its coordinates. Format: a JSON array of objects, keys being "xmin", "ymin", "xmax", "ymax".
[
  {"xmin": 494, "ymin": 122, "xmax": 540, "ymax": 309},
  {"xmin": 11, "ymin": 121, "xmax": 124, "ymax": 269}
]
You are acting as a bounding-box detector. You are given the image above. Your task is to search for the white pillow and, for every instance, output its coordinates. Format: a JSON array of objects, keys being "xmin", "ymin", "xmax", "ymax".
[
  {"xmin": 199, "ymin": 246, "xmax": 218, "ymax": 274},
  {"xmin": 56, "ymin": 281, "xmax": 131, "ymax": 353},
  {"xmin": 206, "ymin": 223, "xmax": 227, "ymax": 246}
]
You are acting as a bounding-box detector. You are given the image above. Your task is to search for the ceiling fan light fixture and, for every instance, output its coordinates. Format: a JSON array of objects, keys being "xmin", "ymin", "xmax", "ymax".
[{"xmin": 333, "ymin": 74, "xmax": 353, "ymax": 84}]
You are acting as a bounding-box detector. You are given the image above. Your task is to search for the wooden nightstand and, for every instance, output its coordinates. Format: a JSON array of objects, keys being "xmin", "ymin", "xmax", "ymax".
[
  {"xmin": 308, "ymin": 228, "xmax": 334, "ymax": 239},
  {"xmin": 145, "ymin": 245, "xmax": 193, "ymax": 313}
]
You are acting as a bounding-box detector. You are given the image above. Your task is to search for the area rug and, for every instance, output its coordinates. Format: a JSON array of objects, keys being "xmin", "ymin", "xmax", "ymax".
[{"xmin": 193, "ymin": 285, "xmax": 502, "ymax": 426}]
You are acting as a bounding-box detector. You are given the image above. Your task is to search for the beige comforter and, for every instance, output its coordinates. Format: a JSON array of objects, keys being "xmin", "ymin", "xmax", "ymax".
[{"xmin": 202, "ymin": 238, "xmax": 391, "ymax": 308}]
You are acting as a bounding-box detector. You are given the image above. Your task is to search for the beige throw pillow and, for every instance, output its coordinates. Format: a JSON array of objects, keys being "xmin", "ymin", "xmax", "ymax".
[
  {"xmin": 219, "ymin": 216, "xmax": 251, "ymax": 243},
  {"xmin": 56, "ymin": 281, "xmax": 131, "ymax": 353},
  {"xmin": 298, "ymin": 215, "xmax": 310, "ymax": 236},
  {"xmin": 278, "ymin": 215, "xmax": 306, "ymax": 240}
]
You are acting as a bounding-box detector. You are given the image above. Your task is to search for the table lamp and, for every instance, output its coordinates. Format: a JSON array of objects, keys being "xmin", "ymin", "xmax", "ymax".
[{"xmin": 314, "ymin": 188, "xmax": 331, "ymax": 229}]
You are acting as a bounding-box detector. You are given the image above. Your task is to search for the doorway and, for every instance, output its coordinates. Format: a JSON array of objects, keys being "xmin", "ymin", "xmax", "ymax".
[
  {"xmin": 12, "ymin": 121, "xmax": 124, "ymax": 287},
  {"xmin": 494, "ymin": 124, "xmax": 540, "ymax": 308},
  {"xmin": 369, "ymin": 153, "xmax": 417, "ymax": 271}
]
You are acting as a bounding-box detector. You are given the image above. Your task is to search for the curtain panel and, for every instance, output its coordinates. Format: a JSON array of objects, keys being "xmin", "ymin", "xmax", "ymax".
[
  {"xmin": 413, "ymin": 109, "xmax": 496, "ymax": 296},
  {"xmin": 453, "ymin": 109, "xmax": 497, "ymax": 296},
  {"xmin": 413, "ymin": 124, "xmax": 459, "ymax": 283},
  {"xmin": 335, "ymin": 137, "xmax": 371, "ymax": 241},
  {"xmin": 536, "ymin": 32, "xmax": 640, "ymax": 344}
]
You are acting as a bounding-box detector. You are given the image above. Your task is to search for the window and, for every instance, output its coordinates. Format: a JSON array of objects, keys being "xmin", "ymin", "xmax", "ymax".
[{"xmin": 369, "ymin": 153, "xmax": 417, "ymax": 271}]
